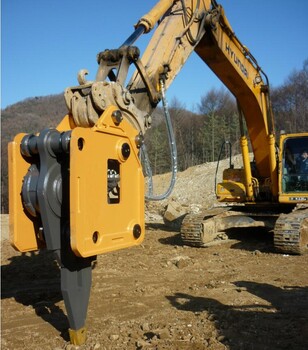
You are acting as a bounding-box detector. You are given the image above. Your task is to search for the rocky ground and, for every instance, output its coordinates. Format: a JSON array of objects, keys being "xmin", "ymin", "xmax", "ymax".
[{"xmin": 2, "ymin": 160, "xmax": 308, "ymax": 350}]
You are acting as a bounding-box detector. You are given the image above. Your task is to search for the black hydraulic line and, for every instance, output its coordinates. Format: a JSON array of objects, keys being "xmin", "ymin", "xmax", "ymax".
[
  {"xmin": 211, "ymin": 0, "xmax": 219, "ymax": 8},
  {"xmin": 180, "ymin": 0, "xmax": 205, "ymax": 45},
  {"xmin": 142, "ymin": 79, "xmax": 177, "ymax": 201}
]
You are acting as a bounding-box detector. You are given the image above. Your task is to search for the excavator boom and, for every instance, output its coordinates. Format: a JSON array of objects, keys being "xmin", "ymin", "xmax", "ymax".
[{"xmin": 128, "ymin": 0, "xmax": 277, "ymax": 196}]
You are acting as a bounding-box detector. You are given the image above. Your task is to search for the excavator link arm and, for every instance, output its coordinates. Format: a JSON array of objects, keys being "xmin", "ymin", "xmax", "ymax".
[{"xmin": 65, "ymin": 46, "xmax": 152, "ymax": 133}]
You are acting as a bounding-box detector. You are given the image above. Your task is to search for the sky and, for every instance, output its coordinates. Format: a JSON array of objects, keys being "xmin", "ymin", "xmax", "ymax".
[{"xmin": 2, "ymin": 0, "xmax": 308, "ymax": 111}]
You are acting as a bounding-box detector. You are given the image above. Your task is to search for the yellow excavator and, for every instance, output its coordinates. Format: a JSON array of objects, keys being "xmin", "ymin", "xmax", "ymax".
[{"xmin": 8, "ymin": 0, "xmax": 308, "ymax": 345}]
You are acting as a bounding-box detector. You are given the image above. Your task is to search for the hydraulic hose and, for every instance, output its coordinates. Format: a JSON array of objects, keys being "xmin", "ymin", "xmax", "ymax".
[{"xmin": 142, "ymin": 78, "xmax": 177, "ymax": 201}]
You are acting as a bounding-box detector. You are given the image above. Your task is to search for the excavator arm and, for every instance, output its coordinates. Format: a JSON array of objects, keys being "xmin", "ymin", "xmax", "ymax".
[
  {"xmin": 128, "ymin": 0, "xmax": 277, "ymax": 200},
  {"xmin": 8, "ymin": 0, "xmax": 279, "ymax": 345},
  {"xmin": 195, "ymin": 4, "xmax": 278, "ymax": 199}
]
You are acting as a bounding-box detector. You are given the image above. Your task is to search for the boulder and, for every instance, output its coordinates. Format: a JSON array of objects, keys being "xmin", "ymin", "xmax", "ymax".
[{"xmin": 163, "ymin": 200, "xmax": 187, "ymax": 229}]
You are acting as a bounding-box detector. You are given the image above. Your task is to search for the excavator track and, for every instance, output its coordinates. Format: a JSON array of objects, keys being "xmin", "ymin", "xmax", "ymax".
[
  {"xmin": 181, "ymin": 205, "xmax": 308, "ymax": 255},
  {"xmin": 180, "ymin": 211, "xmax": 208, "ymax": 247},
  {"xmin": 180, "ymin": 207, "xmax": 230, "ymax": 247},
  {"xmin": 274, "ymin": 206, "xmax": 308, "ymax": 255}
]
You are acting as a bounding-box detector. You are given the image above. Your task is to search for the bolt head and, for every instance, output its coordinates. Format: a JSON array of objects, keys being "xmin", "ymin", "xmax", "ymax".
[
  {"xmin": 135, "ymin": 133, "xmax": 144, "ymax": 148},
  {"xmin": 112, "ymin": 110, "xmax": 123, "ymax": 125}
]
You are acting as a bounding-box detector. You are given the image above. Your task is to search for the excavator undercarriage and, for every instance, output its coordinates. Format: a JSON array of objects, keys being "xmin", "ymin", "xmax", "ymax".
[{"xmin": 181, "ymin": 204, "xmax": 308, "ymax": 255}]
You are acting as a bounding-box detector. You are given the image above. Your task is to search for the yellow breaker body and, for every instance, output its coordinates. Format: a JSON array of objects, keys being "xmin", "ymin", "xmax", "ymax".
[{"xmin": 9, "ymin": 107, "xmax": 144, "ymax": 257}]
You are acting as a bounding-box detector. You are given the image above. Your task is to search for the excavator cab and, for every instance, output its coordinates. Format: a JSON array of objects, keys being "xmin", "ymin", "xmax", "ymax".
[{"xmin": 279, "ymin": 133, "xmax": 308, "ymax": 202}]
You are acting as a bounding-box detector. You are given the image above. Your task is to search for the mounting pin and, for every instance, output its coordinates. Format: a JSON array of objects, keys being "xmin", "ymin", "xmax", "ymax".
[{"xmin": 121, "ymin": 143, "xmax": 131, "ymax": 159}]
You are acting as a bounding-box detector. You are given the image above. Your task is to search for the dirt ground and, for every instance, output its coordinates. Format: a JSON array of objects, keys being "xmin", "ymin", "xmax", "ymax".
[{"xmin": 1, "ymin": 212, "xmax": 308, "ymax": 350}]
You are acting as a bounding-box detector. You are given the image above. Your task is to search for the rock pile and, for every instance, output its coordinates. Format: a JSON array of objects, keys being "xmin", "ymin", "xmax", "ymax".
[{"xmin": 145, "ymin": 155, "xmax": 244, "ymax": 227}]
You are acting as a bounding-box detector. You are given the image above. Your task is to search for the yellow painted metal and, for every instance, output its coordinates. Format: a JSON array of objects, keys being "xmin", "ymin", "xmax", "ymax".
[
  {"xmin": 130, "ymin": 0, "xmax": 212, "ymax": 113},
  {"xmin": 279, "ymin": 193, "xmax": 308, "ymax": 204},
  {"xmin": 8, "ymin": 133, "xmax": 42, "ymax": 252},
  {"xmin": 131, "ymin": 0, "xmax": 276, "ymax": 197},
  {"xmin": 217, "ymin": 169, "xmax": 246, "ymax": 202},
  {"xmin": 69, "ymin": 327, "xmax": 87, "ymax": 345},
  {"xmin": 69, "ymin": 106, "xmax": 145, "ymax": 257},
  {"xmin": 137, "ymin": 0, "xmax": 175, "ymax": 33},
  {"xmin": 278, "ymin": 132, "xmax": 308, "ymax": 204},
  {"xmin": 278, "ymin": 133, "xmax": 286, "ymax": 201},
  {"xmin": 56, "ymin": 114, "xmax": 76, "ymax": 131},
  {"xmin": 240, "ymin": 136, "xmax": 254, "ymax": 200},
  {"xmin": 216, "ymin": 182, "xmax": 246, "ymax": 202},
  {"xmin": 8, "ymin": 107, "xmax": 144, "ymax": 257},
  {"xmin": 8, "ymin": 115, "xmax": 76, "ymax": 253},
  {"xmin": 268, "ymin": 134, "xmax": 278, "ymax": 198},
  {"xmin": 195, "ymin": 7, "xmax": 272, "ymax": 180}
]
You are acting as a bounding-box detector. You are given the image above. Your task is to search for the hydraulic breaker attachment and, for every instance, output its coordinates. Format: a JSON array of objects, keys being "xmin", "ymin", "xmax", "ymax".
[{"xmin": 8, "ymin": 106, "xmax": 145, "ymax": 344}]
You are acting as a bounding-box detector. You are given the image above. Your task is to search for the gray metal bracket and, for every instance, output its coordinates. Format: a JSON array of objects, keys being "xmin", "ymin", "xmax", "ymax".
[{"xmin": 20, "ymin": 128, "xmax": 95, "ymax": 344}]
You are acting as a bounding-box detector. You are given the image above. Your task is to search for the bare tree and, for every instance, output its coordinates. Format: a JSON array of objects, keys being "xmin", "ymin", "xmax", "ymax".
[
  {"xmin": 198, "ymin": 87, "xmax": 238, "ymax": 162},
  {"xmin": 272, "ymin": 59, "xmax": 308, "ymax": 133}
]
